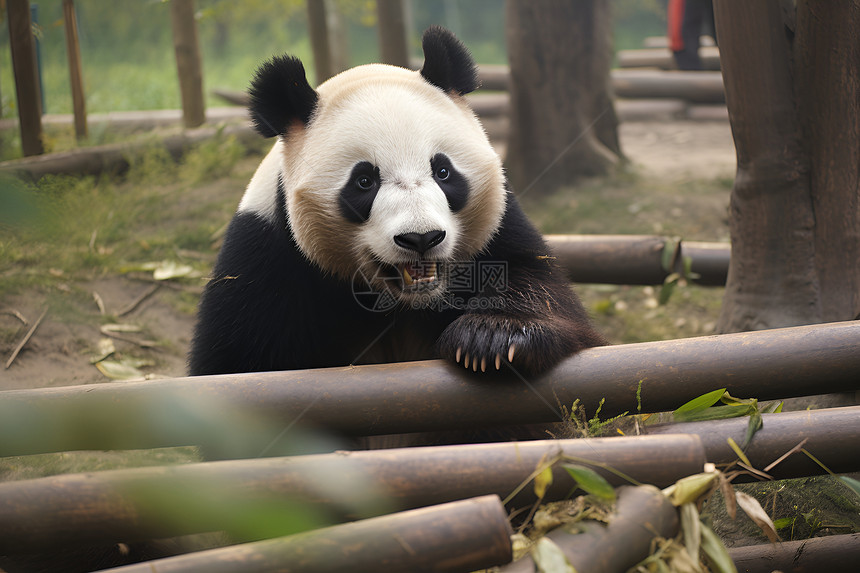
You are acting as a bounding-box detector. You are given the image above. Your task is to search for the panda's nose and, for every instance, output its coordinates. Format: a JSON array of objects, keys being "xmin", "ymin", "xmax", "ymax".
[{"xmin": 393, "ymin": 230, "xmax": 446, "ymax": 256}]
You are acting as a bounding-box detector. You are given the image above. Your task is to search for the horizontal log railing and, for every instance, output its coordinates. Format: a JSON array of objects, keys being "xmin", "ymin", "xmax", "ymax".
[
  {"xmin": 545, "ymin": 234, "xmax": 729, "ymax": 286},
  {"xmin": 0, "ymin": 322, "xmax": 858, "ymax": 457},
  {"xmin": 98, "ymin": 496, "xmax": 514, "ymax": 573},
  {"xmin": 0, "ymin": 434, "xmax": 705, "ymax": 552}
]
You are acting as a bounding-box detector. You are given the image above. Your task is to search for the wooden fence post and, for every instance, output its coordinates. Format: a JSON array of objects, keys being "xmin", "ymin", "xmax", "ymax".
[
  {"xmin": 6, "ymin": 0, "xmax": 44, "ymax": 156},
  {"xmin": 62, "ymin": 0, "xmax": 87, "ymax": 140},
  {"xmin": 170, "ymin": 0, "xmax": 205, "ymax": 128},
  {"xmin": 376, "ymin": 0, "xmax": 409, "ymax": 68},
  {"xmin": 306, "ymin": 0, "xmax": 333, "ymax": 85}
]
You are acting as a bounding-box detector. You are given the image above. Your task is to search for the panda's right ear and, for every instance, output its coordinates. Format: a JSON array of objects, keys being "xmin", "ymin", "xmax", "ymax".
[{"xmin": 248, "ymin": 55, "xmax": 319, "ymax": 138}]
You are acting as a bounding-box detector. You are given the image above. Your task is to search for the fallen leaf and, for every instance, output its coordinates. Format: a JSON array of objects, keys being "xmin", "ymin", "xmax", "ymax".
[
  {"xmin": 95, "ymin": 359, "xmax": 145, "ymax": 380},
  {"xmin": 531, "ymin": 537, "xmax": 577, "ymax": 573},
  {"xmin": 735, "ymin": 491, "xmax": 780, "ymax": 542}
]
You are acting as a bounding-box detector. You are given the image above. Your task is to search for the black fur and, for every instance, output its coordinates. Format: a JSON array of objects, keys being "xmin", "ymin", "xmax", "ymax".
[
  {"xmin": 431, "ymin": 153, "xmax": 469, "ymax": 211},
  {"xmin": 420, "ymin": 26, "xmax": 480, "ymax": 95},
  {"xmin": 248, "ymin": 55, "xmax": 319, "ymax": 138},
  {"xmin": 189, "ymin": 188, "xmax": 605, "ymax": 378},
  {"xmin": 339, "ymin": 162, "xmax": 381, "ymax": 223}
]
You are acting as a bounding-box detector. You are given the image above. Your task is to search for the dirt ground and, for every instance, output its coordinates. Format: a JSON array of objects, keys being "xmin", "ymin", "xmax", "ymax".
[{"xmin": 0, "ymin": 117, "xmax": 737, "ymax": 392}]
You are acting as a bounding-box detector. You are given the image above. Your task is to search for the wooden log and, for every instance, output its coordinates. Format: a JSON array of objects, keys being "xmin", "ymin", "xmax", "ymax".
[
  {"xmin": 728, "ymin": 533, "xmax": 860, "ymax": 573},
  {"xmin": 471, "ymin": 66, "xmax": 725, "ymax": 104},
  {"xmin": 500, "ymin": 485, "xmax": 678, "ymax": 573},
  {"xmin": 97, "ymin": 496, "xmax": 513, "ymax": 573},
  {"xmin": 376, "ymin": 0, "xmax": 409, "ymax": 69},
  {"xmin": 617, "ymin": 46, "xmax": 721, "ymax": 71},
  {"xmin": 62, "ymin": 0, "xmax": 87, "ymax": 140},
  {"xmin": 612, "ymin": 69, "xmax": 725, "ymax": 104},
  {"xmin": 6, "ymin": 0, "xmax": 44, "ymax": 156},
  {"xmin": 0, "ymin": 123, "xmax": 259, "ymax": 180},
  {"xmin": 546, "ymin": 234, "xmax": 729, "ymax": 286},
  {"xmin": 0, "ymin": 322, "xmax": 858, "ymax": 456},
  {"xmin": 170, "ymin": 0, "xmax": 205, "ymax": 128},
  {"xmin": 0, "ymin": 435, "xmax": 705, "ymax": 551},
  {"xmin": 647, "ymin": 406, "xmax": 860, "ymax": 479}
]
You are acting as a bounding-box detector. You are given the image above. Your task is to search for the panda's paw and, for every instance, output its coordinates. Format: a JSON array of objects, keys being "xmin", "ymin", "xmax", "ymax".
[{"xmin": 437, "ymin": 314, "xmax": 572, "ymax": 376}]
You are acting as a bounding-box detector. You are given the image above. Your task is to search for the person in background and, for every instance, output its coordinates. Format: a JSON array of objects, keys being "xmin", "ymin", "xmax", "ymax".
[{"xmin": 667, "ymin": 0, "xmax": 716, "ymax": 70}]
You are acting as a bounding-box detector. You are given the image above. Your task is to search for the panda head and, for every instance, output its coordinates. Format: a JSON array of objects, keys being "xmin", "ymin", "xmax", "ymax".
[{"xmin": 246, "ymin": 26, "xmax": 506, "ymax": 306}]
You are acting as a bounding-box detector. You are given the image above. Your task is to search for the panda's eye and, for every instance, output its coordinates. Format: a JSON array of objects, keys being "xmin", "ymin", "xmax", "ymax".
[
  {"xmin": 436, "ymin": 167, "xmax": 450, "ymax": 181},
  {"xmin": 355, "ymin": 174, "xmax": 374, "ymax": 190}
]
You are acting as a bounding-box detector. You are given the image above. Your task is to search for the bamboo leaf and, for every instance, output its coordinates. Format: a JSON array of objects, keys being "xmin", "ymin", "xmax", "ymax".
[
  {"xmin": 534, "ymin": 466, "xmax": 554, "ymax": 499},
  {"xmin": 742, "ymin": 411, "xmax": 763, "ymax": 449},
  {"xmin": 674, "ymin": 403, "xmax": 749, "ymax": 422},
  {"xmin": 719, "ymin": 472, "xmax": 737, "ymax": 520},
  {"xmin": 531, "ymin": 537, "xmax": 577, "ymax": 573},
  {"xmin": 735, "ymin": 491, "xmax": 780, "ymax": 542},
  {"xmin": 674, "ymin": 388, "xmax": 727, "ymax": 415},
  {"xmin": 562, "ymin": 464, "xmax": 616, "ymax": 502},
  {"xmin": 839, "ymin": 476, "xmax": 860, "ymax": 499},
  {"xmin": 773, "ymin": 517, "xmax": 794, "ymax": 530},
  {"xmin": 680, "ymin": 503, "xmax": 701, "ymax": 560},
  {"xmin": 95, "ymin": 359, "xmax": 145, "ymax": 380},
  {"xmin": 700, "ymin": 522, "xmax": 738, "ymax": 573},
  {"xmin": 666, "ymin": 472, "xmax": 718, "ymax": 506},
  {"xmin": 727, "ymin": 437, "xmax": 752, "ymax": 467},
  {"xmin": 100, "ymin": 323, "xmax": 142, "ymax": 334}
]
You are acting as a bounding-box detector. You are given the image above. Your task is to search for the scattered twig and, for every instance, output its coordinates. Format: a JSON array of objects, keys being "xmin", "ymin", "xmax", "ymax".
[
  {"xmin": 92, "ymin": 291, "xmax": 106, "ymax": 315},
  {"xmin": 88, "ymin": 229, "xmax": 98, "ymax": 252},
  {"xmin": 763, "ymin": 438, "xmax": 809, "ymax": 473},
  {"xmin": 99, "ymin": 331, "xmax": 159, "ymax": 349},
  {"xmin": 1, "ymin": 309, "xmax": 29, "ymax": 326},
  {"xmin": 117, "ymin": 284, "xmax": 161, "ymax": 317},
  {"xmin": 5, "ymin": 308, "xmax": 48, "ymax": 369}
]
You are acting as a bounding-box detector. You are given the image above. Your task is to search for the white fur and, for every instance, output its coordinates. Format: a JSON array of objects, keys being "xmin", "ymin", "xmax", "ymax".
[
  {"xmin": 238, "ymin": 138, "xmax": 283, "ymax": 222},
  {"xmin": 272, "ymin": 64, "xmax": 506, "ymax": 281}
]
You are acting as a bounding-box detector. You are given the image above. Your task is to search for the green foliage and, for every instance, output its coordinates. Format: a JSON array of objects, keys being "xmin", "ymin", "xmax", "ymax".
[
  {"xmin": 567, "ymin": 398, "xmax": 628, "ymax": 438},
  {"xmin": 562, "ymin": 464, "xmax": 616, "ymax": 502}
]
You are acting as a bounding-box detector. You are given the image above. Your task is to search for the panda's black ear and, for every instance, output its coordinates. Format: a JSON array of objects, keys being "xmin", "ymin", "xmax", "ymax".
[
  {"xmin": 420, "ymin": 26, "xmax": 479, "ymax": 96},
  {"xmin": 249, "ymin": 55, "xmax": 319, "ymax": 138}
]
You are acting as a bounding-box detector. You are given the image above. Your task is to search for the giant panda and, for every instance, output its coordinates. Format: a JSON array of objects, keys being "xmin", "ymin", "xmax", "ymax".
[{"xmin": 189, "ymin": 27, "xmax": 605, "ymax": 386}]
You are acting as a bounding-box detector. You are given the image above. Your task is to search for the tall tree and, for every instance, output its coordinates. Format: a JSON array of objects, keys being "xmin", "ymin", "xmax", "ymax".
[
  {"xmin": 504, "ymin": 0, "xmax": 621, "ymax": 196},
  {"xmin": 714, "ymin": 0, "xmax": 860, "ymax": 332}
]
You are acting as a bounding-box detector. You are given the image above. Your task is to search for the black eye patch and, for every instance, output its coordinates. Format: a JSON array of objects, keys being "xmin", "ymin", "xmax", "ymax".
[
  {"xmin": 431, "ymin": 154, "xmax": 469, "ymax": 212},
  {"xmin": 339, "ymin": 161, "xmax": 381, "ymax": 223}
]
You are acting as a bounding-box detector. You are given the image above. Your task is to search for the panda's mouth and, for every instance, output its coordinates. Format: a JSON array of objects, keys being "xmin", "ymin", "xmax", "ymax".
[{"xmin": 397, "ymin": 261, "xmax": 440, "ymax": 290}]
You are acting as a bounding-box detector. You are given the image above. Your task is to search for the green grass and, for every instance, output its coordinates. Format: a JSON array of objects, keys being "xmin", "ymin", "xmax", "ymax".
[{"xmin": 0, "ymin": 134, "xmax": 250, "ymax": 302}]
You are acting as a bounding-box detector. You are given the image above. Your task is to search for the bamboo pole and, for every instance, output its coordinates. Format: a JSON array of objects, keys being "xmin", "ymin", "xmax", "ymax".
[
  {"xmin": 97, "ymin": 496, "xmax": 513, "ymax": 573},
  {"xmin": 170, "ymin": 0, "xmax": 205, "ymax": 128},
  {"xmin": 617, "ymin": 47, "xmax": 721, "ymax": 71},
  {"xmin": 728, "ymin": 533, "xmax": 860, "ymax": 573},
  {"xmin": 0, "ymin": 435, "xmax": 705, "ymax": 552},
  {"xmin": 546, "ymin": 234, "xmax": 729, "ymax": 286},
  {"xmin": 306, "ymin": 0, "xmax": 333, "ymax": 85},
  {"xmin": 500, "ymin": 486, "xmax": 679, "ymax": 573},
  {"xmin": 62, "ymin": 0, "xmax": 87, "ymax": 140},
  {"xmin": 0, "ymin": 322, "xmax": 857, "ymax": 457},
  {"xmin": 647, "ymin": 405, "xmax": 860, "ymax": 479},
  {"xmin": 5, "ymin": 0, "xmax": 44, "ymax": 156}
]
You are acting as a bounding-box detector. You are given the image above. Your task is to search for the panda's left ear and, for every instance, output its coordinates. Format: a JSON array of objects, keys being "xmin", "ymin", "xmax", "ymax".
[
  {"xmin": 420, "ymin": 26, "xmax": 480, "ymax": 96},
  {"xmin": 249, "ymin": 55, "xmax": 319, "ymax": 138}
]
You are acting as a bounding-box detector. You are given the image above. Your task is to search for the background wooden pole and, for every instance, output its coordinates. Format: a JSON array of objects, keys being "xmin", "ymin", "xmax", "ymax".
[
  {"xmin": 6, "ymin": 0, "xmax": 44, "ymax": 156},
  {"xmin": 62, "ymin": 0, "xmax": 87, "ymax": 140},
  {"xmin": 376, "ymin": 0, "xmax": 409, "ymax": 68},
  {"xmin": 306, "ymin": 0, "xmax": 333, "ymax": 85},
  {"xmin": 170, "ymin": 0, "xmax": 205, "ymax": 128}
]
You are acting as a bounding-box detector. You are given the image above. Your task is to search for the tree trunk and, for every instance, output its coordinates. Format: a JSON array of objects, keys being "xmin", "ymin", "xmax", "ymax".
[
  {"xmin": 714, "ymin": 0, "xmax": 860, "ymax": 332},
  {"xmin": 504, "ymin": 0, "xmax": 621, "ymax": 197},
  {"xmin": 794, "ymin": 0, "xmax": 860, "ymax": 322},
  {"xmin": 170, "ymin": 0, "xmax": 205, "ymax": 129},
  {"xmin": 376, "ymin": 0, "xmax": 409, "ymax": 69},
  {"xmin": 307, "ymin": 0, "xmax": 333, "ymax": 85}
]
